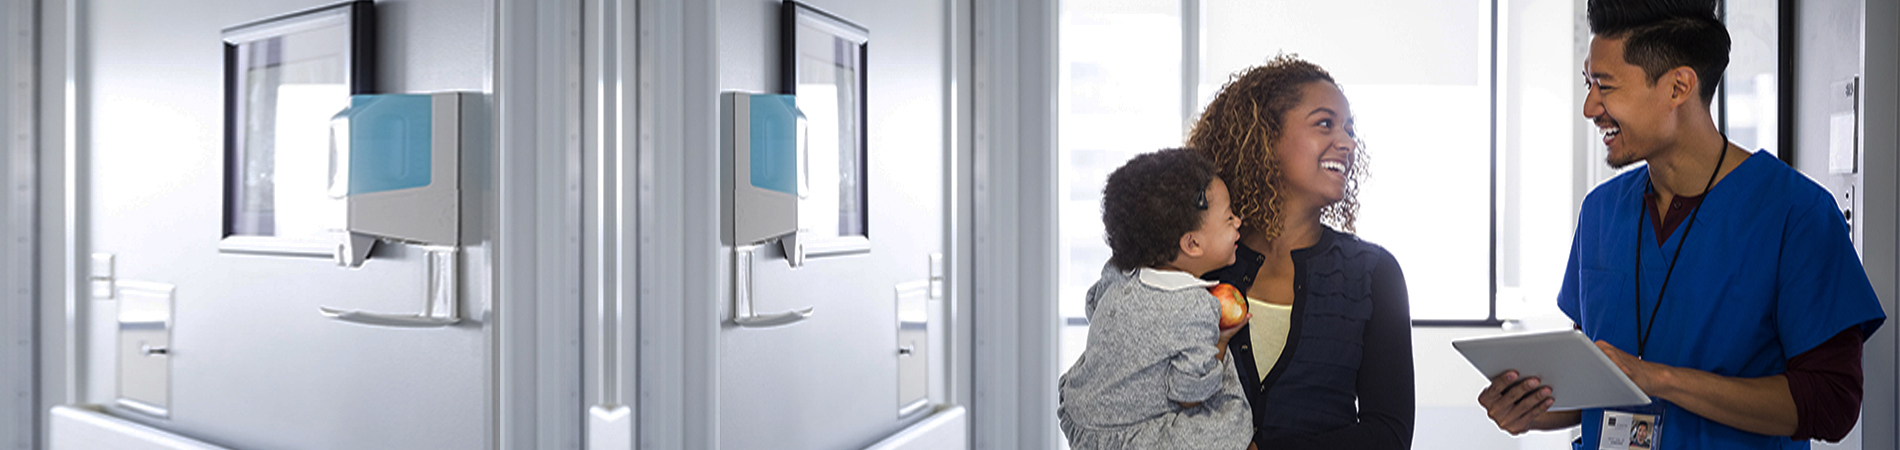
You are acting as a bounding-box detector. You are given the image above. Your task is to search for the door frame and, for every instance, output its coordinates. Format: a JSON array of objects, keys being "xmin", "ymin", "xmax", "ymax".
[
  {"xmin": 30, "ymin": 0, "xmax": 82, "ymax": 448},
  {"xmin": 1860, "ymin": 0, "xmax": 1899, "ymax": 447},
  {"xmin": 969, "ymin": 0, "xmax": 1061, "ymax": 448},
  {"xmin": 495, "ymin": 0, "xmax": 587, "ymax": 448},
  {"xmin": 4, "ymin": 0, "xmax": 41, "ymax": 447},
  {"xmin": 626, "ymin": 0, "xmax": 720, "ymax": 448}
]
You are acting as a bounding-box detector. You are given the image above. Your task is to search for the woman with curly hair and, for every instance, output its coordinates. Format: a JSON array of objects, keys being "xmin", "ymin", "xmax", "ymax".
[{"xmin": 1191, "ymin": 55, "xmax": 1415, "ymax": 449}]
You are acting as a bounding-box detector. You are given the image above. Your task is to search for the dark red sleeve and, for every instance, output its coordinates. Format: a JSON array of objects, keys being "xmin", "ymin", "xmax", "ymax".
[{"xmin": 1786, "ymin": 327, "xmax": 1864, "ymax": 442}]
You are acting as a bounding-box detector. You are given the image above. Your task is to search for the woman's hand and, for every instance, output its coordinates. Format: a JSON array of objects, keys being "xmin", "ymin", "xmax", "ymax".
[{"xmin": 1213, "ymin": 314, "xmax": 1249, "ymax": 361}]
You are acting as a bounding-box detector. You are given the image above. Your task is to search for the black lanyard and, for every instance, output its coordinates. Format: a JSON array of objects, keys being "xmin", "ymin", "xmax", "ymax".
[{"xmin": 1633, "ymin": 141, "xmax": 1728, "ymax": 359}]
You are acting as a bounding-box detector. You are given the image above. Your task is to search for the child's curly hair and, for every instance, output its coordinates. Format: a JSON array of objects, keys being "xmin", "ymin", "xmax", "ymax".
[
  {"xmin": 1102, "ymin": 148, "xmax": 1218, "ymax": 271},
  {"xmin": 1187, "ymin": 55, "xmax": 1366, "ymax": 245}
]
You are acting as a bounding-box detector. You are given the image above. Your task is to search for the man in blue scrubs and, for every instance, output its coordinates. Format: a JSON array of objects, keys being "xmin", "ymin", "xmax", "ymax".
[{"xmin": 1476, "ymin": 0, "xmax": 1887, "ymax": 449}]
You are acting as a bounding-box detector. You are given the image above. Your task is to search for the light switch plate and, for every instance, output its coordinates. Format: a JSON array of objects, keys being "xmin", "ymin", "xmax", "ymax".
[
  {"xmin": 928, "ymin": 253, "xmax": 944, "ymax": 299},
  {"xmin": 89, "ymin": 253, "xmax": 114, "ymax": 299}
]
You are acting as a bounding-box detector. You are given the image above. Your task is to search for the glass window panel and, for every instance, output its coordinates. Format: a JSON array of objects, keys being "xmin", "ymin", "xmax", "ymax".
[
  {"xmin": 793, "ymin": 16, "xmax": 869, "ymax": 240},
  {"xmin": 228, "ymin": 22, "xmax": 352, "ymax": 241},
  {"xmin": 1498, "ymin": 0, "xmax": 1586, "ymax": 321},
  {"xmin": 1056, "ymin": 0, "xmax": 1183, "ymax": 382},
  {"xmin": 1723, "ymin": 0, "xmax": 1779, "ymax": 153},
  {"xmin": 1201, "ymin": 0, "xmax": 1492, "ymax": 321}
]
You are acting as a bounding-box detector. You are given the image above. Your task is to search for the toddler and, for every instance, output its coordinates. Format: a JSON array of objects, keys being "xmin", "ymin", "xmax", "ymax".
[{"xmin": 1057, "ymin": 148, "xmax": 1254, "ymax": 450}]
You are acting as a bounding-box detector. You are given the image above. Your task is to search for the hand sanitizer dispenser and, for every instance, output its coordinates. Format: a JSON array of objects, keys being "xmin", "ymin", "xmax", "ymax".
[
  {"xmin": 329, "ymin": 93, "xmax": 464, "ymax": 268},
  {"xmin": 725, "ymin": 92, "xmax": 808, "ymax": 267}
]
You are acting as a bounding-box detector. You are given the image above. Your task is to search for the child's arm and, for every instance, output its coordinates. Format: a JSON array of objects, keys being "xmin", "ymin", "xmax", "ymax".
[
  {"xmin": 1164, "ymin": 291, "xmax": 1229, "ymax": 406},
  {"xmin": 1179, "ymin": 319, "xmax": 1247, "ymax": 409}
]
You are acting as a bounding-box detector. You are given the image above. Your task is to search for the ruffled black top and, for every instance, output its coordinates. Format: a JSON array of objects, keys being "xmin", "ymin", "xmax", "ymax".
[{"xmin": 1202, "ymin": 227, "xmax": 1416, "ymax": 449}]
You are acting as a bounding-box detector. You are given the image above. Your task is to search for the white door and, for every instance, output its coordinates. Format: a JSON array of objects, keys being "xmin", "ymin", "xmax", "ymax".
[
  {"xmin": 716, "ymin": 1, "xmax": 951, "ymax": 449},
  {"xmin": 74, "ymin": 1, "xmax": 491, "ymax": 449}
]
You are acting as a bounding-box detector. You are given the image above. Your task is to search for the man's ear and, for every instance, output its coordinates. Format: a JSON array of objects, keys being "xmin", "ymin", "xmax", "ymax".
[
  {"xmin": 1179, "ymin": 231, "xmax": 1205, "ymax": 258},
  {"xmin": 1667, "ymin": 66, "xmax": 1698, "ymax": 108}
]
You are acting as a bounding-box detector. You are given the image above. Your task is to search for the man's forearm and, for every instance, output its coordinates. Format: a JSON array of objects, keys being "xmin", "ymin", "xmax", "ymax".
[
  {"xmin": 1655, "ymin": 368, "xmax": 1797, "ymax": 436},
  {"xmin": 1532, "ymin": 410, "xmax": 1582, "ymax": 431}
]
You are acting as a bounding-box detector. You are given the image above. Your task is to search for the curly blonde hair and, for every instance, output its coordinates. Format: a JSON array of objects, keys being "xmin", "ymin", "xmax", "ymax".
[{"xmin": 1187, "ymin": 55, "xmax": 1366, "ymax": 245}]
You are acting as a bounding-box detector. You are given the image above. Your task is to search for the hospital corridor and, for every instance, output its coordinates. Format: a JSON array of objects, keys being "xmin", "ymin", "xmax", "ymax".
[{"xmin": 1, "ymin": 0, "xmax": 1898, "ymax": 449}]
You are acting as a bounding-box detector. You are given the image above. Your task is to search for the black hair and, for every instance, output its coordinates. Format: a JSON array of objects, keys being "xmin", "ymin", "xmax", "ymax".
[
  {"xmin": 1587, "ymin": 0, "xmax": 1730, "ymax": 105},
  {"xmin": 1102, "ymin": 148, "xmax": 1218, "ymax": 271}
]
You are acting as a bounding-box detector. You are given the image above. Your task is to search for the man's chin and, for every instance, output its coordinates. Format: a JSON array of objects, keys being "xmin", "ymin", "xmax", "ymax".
[{"xmin": 1605, "ymin": 151, "xmax": 1639, "ymax": 169}]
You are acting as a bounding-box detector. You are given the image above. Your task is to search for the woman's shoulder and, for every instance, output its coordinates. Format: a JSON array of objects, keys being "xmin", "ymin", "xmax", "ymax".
[{"xmin": 1325, "ymin": 228, "xmax": 1399, "ymax": 267}]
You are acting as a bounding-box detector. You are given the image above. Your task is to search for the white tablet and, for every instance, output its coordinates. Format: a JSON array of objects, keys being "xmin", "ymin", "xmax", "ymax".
[{"xmin": 1452, "ymin": 329, "xmax": 1651, "ymax": 411}]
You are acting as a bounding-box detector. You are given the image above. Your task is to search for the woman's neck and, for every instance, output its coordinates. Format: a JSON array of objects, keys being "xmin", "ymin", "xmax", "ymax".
[{"xmin": 1242, "ymin": 208, "xmax": 1324, "ymax": 257}]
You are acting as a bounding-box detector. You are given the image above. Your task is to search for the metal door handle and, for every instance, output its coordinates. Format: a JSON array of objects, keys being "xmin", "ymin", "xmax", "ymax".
[
  {"xmin": 319, "ymin": 246, "xmax": 461, "ymax": 328},
  {"xmin": 140, "ymin": 343, "xmax": 168, "ymax": 356},
  {"xmin": 732, "ymin": 246, "xmax": 814, "ymax": 328},
  {"xmin": 319, "ymin": 307, "xmax": 460, "ymax": 328},
  {"xmin": 735, "ymin": 307, "xmax": 815, "ymax": 327}
]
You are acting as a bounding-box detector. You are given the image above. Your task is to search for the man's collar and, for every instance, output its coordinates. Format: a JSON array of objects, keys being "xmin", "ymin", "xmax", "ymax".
[{"xmin": 1137, "ymin": 267, "xmax": 1217, "ymax": 291}]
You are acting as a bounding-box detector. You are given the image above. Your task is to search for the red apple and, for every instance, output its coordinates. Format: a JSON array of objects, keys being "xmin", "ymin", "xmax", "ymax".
[{"xmin": 1209, "ymin": 283, "xmax": 1248, "ymax": 329}]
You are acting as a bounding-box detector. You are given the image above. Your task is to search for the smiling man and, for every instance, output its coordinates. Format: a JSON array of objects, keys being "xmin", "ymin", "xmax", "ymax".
[{"xmin": 1474, "ymin": 0, "xmax": 1886, "ymax": 449}]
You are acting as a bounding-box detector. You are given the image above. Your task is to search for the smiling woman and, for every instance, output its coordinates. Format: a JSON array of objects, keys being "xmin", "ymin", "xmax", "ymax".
[{"xmin": 1190, "ymin": 56, "xmax": 1416, "ymax": 449}]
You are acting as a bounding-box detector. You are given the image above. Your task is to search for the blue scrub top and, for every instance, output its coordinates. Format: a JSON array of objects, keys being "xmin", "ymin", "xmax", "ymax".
[{"xmin": 1559, "ymin": 150, "xmax": 1886, "ymax": 450}]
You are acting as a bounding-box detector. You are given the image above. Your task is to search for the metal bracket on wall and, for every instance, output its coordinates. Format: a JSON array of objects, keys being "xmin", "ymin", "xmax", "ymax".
[{"xmin": 318, "ymin": 245, "xmax": 461, "ymax": 328}]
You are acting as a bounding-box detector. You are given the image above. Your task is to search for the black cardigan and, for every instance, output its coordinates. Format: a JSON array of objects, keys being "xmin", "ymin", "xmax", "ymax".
[{"xmin": 1202, "ymin": 227, "xmax": 1415, "ymax": 449}]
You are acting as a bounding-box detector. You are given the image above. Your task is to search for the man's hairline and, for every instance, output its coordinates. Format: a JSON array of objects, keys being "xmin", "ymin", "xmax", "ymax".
[{"xmin": 1585, "ymin": 33, "xmax": 1718, "ymax": 107}]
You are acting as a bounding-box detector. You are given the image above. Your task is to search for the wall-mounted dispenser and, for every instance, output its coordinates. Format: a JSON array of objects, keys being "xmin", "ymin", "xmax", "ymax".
[
  {"xmin": 328, "ymin": 93, "xmax": 463, "ymax": 267},
  {"xmin": 725, "ymin": 91, "xmax": 808, "ymax": 267},
  {"xmin": 319, "ymin": 92, "xmax": 467, "ymax": 328},
  {"xmin": 725, "ymin": 91, "xmax": 816, "ymax": 328}
]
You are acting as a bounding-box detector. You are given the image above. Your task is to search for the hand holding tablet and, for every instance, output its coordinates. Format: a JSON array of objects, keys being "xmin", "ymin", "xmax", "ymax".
[{"xmin": 1455, "ymin": 329, "xmax": 1650, "ymax": 411}]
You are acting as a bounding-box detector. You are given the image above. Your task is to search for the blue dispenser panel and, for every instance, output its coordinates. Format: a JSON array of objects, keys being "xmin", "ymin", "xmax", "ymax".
[
  {"xmin": 750, "ymin": 94, "xmax": 800, "ymax": 196},
  {"xmin": 348, "ymin": 94, "xmax": 433, "ymax": 195}
]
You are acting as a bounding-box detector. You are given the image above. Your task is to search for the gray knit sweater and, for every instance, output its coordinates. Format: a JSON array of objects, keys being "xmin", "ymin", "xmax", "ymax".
[{"xmin": 1057, "ymin": 264, "xmax": 1253, "ymax": 450}]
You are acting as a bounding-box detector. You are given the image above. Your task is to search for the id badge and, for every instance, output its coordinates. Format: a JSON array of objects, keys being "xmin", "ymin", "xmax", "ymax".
[{"xmin": 1598, "ymin": 401, "xmax": 1664, "ymax": 450}]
